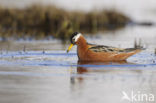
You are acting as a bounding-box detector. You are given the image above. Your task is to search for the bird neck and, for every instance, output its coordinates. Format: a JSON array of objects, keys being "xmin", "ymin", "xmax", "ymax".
[
  {"xmin": 76, "ymin": 36, "xmax": 88, "ymax": 49},
  {"xmin": 76, "ymin": 36, "xmax": 88, "ymax": 60}
]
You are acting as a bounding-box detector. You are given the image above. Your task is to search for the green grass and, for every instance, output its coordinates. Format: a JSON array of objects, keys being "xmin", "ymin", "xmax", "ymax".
[{"xmin": 0, "ymin": 5, "xmax": 130, "ymax": 41}]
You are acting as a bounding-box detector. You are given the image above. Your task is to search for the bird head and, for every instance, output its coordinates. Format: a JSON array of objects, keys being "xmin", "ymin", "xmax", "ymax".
[{"xmin": 67, "ymin": 32, "xmax": 82, "ymax": 53}]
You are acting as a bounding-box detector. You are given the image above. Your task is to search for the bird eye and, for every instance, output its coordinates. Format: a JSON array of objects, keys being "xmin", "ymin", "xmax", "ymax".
[{"xmin": 72, "ymin": 38, "xmax": 75, "ymax": 41}]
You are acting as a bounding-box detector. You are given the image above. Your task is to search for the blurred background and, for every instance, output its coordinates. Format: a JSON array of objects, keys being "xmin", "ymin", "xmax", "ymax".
[
  {"xmin": 0, "ymin": 1, "xmax": 156, "ymax": 103},
  {"xmin": 0, "ymin": 0, "xmax": 155, "ymax": 41}
]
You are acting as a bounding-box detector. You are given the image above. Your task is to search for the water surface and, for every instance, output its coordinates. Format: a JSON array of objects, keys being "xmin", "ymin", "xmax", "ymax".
[{"xmin": 0, "ymin": 25, "xmax": 156, "ymax": 103}]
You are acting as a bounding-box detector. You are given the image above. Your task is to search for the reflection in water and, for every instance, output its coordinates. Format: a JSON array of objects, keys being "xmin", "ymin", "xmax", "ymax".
[
  {"xmin": 70, "ymin": 61, "xmax": 156, "ymax": 101},
  {"xmin": 70, "ymin": 60, "xmax": 130, "ymax": 84}
]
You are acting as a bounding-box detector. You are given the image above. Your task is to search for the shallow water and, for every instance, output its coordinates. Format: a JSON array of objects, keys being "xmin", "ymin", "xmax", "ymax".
[
  {"xmin": 0, "ymin": 50, "xmax": 156, "ymax": 103},
  {"xmin": 0, "ymin": 25, "xmax": 156, "ymax": 103}
]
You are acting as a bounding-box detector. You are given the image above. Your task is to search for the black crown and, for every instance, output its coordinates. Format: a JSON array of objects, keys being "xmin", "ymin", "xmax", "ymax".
[{"xmin": 70, "ymin": 32, "xmax": 79, "ymax": 43}]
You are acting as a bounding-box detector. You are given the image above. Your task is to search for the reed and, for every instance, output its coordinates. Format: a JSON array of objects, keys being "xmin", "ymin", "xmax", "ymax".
[{"xmin": 0, "ymin": 5, "xmax": 130, "ymax": 41}]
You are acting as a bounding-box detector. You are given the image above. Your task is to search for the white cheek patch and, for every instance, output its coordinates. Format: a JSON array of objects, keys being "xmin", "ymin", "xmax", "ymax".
[{"xmin": 74, "ymin": 33, "xmax": 81, "ymax": 42}]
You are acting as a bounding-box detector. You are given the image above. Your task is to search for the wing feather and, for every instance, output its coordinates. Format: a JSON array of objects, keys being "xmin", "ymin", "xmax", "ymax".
[{"xmin": 88, "ymin": 43, "xmax": 142, "ymax": 53}]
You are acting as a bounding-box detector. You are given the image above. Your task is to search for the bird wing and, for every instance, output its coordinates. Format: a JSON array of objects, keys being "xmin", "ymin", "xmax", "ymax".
[{"xmin": 88, "ymin": 43, "xmax": 142, "ymax": 53}]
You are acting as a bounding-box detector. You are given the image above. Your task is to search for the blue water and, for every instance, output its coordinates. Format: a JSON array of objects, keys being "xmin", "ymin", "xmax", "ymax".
[
  {"xmin": 0, "ymin": 50, "xmax": 155, "ymax": 103},
  {"xmin": 0, "ymin": 43, "xmax": 156, "ymax": 103},
  {"xmin": 0, "ymin": 51, "xmax": 156, "ymax": 68}
]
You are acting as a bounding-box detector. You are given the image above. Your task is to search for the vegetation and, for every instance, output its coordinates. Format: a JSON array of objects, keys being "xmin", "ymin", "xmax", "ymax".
[{"xmin": 0, "ymin": 5, "xmax": 130, "ymax": 41}]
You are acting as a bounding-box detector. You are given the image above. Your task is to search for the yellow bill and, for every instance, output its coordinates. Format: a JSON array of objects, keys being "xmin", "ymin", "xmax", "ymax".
[{"xmin": 67, "ymin": 44, "xmax": 74, "ymax": 53}]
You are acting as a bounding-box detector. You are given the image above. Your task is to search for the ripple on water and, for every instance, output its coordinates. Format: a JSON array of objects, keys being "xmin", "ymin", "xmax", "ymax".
[{"xmin": 0, "ymin": 51, "xmax": 156, "ymax": 69}]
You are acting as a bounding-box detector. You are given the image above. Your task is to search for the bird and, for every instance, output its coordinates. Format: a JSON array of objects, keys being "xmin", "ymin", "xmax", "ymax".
[{"xmin": 67, "ymin": 32, "xmax": 144, "ymax": 62}]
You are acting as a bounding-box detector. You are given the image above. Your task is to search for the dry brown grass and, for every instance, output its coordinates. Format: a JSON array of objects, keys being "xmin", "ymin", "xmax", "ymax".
[{"xmin": 0, "ymin": 5, "xmax": 130, "ymax": 40}]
